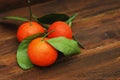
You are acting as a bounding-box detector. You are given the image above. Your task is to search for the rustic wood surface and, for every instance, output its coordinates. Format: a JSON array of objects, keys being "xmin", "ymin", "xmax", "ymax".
[
  {"xmin": 0, "ymin": 0, "xmax": 120, "ymax": 80},
  {"xmin": 0, "ymin": 0, "xmax": 52, "ymax": 13}
]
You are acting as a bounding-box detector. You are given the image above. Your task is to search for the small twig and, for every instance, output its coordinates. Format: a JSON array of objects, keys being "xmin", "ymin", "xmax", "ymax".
[{"xmin": 28, "ymin": 0, "xmax": 32, "ymax": 26}]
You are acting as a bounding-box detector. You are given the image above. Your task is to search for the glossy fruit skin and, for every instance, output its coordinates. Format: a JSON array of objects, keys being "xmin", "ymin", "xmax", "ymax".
[
  {"xmin": 28, "ymin": 38, "xmax": 58, "ymax": 67},
  {"xmin": 48, "ymin": 21, "xmax": 72, "ymax": 39},
  {"xmin": 17, "ymin": 21, "xmax": 45, "ymax": 42}
]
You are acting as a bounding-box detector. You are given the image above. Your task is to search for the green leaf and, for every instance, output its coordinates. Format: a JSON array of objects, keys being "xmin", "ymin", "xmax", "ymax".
[
  {"xmin": 66, "ymin": 13, "xmax": 78, "ymax": 26},
  {"xmin": 32, "ymin": 15, "xmax": 49, "ymax": 29},
  {"xmin": 17, "ymin": 33, "xmax": 44, "ymax": 69},
  {"xmin": 1, "ymin": 16, "xmax": 29, "ymax": 21},
  {"xmin": 37, "ymin": 13, "xmax": 69, "ymax": 24},
  {"xmin": 47, "ymin": 37, "xmax": 80, "ymax": 56},
  {"xmin": 66, "ymin": 13, "xmax": 78, "ymax": 23}
]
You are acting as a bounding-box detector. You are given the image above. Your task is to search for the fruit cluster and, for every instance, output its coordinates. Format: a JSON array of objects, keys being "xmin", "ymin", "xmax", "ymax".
[
  {"xmin": 16, "ymin": 14, "xmax": 82, "ymax": 70},
  {"xmin": 17, "ymin": 20, "xmax": 74, "ymax": 67},
  {"xmin": 1, "ymin": 0, "xmax": 83, "ymax": 70}
]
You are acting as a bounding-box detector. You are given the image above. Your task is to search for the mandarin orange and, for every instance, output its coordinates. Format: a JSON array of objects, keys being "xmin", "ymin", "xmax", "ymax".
[
  {"xmin": 28, "ymin": 38, "xmax": 58, "ymax": 67},
  {"xmin": 48, "ymin": 21, "xmax": 72, "ymax": 39},
  {"xmin": 17, "ymin": 21, "xmax": 45, "ymax": 42}
]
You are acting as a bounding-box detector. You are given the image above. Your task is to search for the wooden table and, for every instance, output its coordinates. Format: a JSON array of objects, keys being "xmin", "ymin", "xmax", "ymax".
[{"xmin": 0, "ymin": 0, "xmax": 120, "ymax": 80}]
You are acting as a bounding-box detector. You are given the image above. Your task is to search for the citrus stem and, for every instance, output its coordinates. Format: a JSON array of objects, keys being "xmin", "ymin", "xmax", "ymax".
[
  {"xmin": 28, "ymin": 0, "xmax": 32, "ymax": 26},
  {"xmin": 42, "ymin": 30, "xmax": 55, "ymax": 39}
]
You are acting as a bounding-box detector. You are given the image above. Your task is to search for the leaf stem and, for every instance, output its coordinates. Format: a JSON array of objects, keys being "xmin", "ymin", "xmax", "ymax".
[{"xmin": 73, "ymin": 35, "xmax": 85, "ymax": 49}]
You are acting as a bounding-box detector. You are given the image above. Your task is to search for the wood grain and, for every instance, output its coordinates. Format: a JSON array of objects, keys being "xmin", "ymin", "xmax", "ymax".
[
  {"xmin": 0, "ymin": 0, "xmax": 53, "ymax": 13},
  {"xmin": 0, "ymin": 0, "xmax": 120, "ymax": 80}
]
